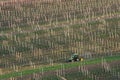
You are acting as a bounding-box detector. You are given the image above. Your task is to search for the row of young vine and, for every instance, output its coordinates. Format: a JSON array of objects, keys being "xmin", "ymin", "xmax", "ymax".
[{"xmin": 0, "ymin": 0, "xmax": 120, "ymax": 76}]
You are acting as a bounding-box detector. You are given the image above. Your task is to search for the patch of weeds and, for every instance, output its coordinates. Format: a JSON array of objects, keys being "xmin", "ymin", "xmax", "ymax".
[
  {"xmin": 0, "ymin": 35, "xmax": 8, "ymax": 41},
  {"xmin": 88, "ymin": 21, "xmax": 101, "ymax": 26},
  {"xmin": 34, "ymin": 30, "xmax": 47, "ymax": 35}
]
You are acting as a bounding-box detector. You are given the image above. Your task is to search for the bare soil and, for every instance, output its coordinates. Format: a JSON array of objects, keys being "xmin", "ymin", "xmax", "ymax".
[{"xmin": 5, "ymin": 60, "xmax": 120, "ymax": 80}]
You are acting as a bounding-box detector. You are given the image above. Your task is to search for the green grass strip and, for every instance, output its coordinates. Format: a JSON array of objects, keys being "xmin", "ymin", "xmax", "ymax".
[{"xmin": 0, "ymin": 55, "xmax": 120, "ymax": 79}]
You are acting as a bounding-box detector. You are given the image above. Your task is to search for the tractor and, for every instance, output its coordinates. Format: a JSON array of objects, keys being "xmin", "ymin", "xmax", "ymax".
[{"xmin": 67, "ymin": 53, "xmax": 84, "ymax": 62}]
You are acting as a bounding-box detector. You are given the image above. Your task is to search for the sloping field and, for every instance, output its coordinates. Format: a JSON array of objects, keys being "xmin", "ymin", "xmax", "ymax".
[
  {"xmin": 0, "ymin": 56, "xmax": 120, "ymax": 80},
  {"xmin": 0, "ymin": 0, "xmax": 120, "ymax": 79}
]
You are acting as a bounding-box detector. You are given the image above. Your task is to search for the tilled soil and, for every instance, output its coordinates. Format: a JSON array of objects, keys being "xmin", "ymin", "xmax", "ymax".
[
  {"xmin": 4, "ymin": 60, "xmax": 120, "ymax": 80},
  {"xmin": 0, "ymin": 0, "xmax": 59, "ymax": 5}
]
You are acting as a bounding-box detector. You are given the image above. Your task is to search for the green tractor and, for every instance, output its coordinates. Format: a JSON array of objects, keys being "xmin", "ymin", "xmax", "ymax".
[{"xmin": 67, "ymin": 53, "xmax": 84, "ymax": 62}]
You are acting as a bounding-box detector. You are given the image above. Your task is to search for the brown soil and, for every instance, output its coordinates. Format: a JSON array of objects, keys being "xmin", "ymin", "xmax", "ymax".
[
  {"xmin": 5, "ymin": 60, "xmax": 120, "ymax": 80},
  {"xmin": 0, "ymin": 0, "xmax": 61, "ymax": 6}
]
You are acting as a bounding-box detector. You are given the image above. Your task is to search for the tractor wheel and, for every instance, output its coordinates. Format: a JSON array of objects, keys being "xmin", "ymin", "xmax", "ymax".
[{"xmin": 77, "ymin": 59, "xmax": 80, "ymax": 61}]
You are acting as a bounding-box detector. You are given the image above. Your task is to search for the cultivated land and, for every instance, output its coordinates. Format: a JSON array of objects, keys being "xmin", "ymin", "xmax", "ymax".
[
  {"xmin": 0, "ymin": 56, "xmax": 120, "ymax": 80},
  {"xmin": 0, "ymin": 0, "xmax": 120, "ymax": 80}
]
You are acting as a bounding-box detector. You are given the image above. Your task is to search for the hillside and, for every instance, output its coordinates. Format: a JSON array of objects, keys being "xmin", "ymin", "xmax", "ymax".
[{"xmin": 0, "ymin": 0, "xmax": 120, "ymax": 76}]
